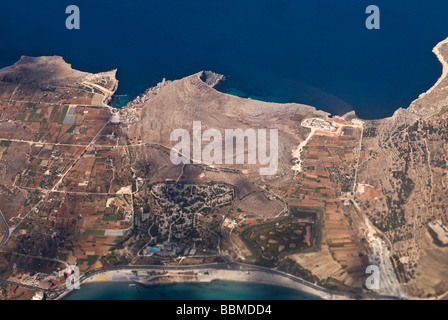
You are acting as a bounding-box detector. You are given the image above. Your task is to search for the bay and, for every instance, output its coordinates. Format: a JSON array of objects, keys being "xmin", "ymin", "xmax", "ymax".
[{"xmin": 62, "ymin": 280, "xmax": 320, "ymax": 300}]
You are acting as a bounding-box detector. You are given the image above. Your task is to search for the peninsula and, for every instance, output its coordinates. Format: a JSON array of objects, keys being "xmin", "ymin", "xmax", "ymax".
[{"xmin": 1, "ymin": 37, "xmax": 448, "ymax": 300}]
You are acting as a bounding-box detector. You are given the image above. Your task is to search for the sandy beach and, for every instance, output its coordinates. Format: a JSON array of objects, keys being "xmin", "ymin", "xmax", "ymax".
[{"xmin": 55, "ymin": 264, "xmax": 380, "ymax": 300}]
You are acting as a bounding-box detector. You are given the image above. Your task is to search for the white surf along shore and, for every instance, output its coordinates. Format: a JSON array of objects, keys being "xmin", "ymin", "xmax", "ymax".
[{"xmin": 64, "ymin": 268, "xmax": 353, "ymax": 300}]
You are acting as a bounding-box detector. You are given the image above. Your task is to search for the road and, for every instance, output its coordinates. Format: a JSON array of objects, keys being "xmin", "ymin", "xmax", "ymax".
[
  {"xmin": 42, "ymin": 262, "xmax": 404, "ymax": 300},
  {"xmin": 0, "ymin": 278, "xmax": 50, "ymax": 293},
  {"xmin": 0, "ymin": 260, "xmax": 405, "ymax": 300},
  {"xmin": 0, "ymin": 210, "xmax": 10, "ymax": 248}
]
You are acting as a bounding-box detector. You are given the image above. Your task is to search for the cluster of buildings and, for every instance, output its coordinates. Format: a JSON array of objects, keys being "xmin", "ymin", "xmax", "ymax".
[
  {"xmin": 302, "ymin": 118, "xmax": 337, "ymax": 132},
  {"xmin": 142, "ymin": 242, "xmax": 179, "ymax": 256},
  {"xmin": 142, "ymin": 241, "xmax": 200, "ymax": 257},
  {"xmin": 124, "ymin": 78, "xmax": 169, "ymax": 110},
  {"xmin": 117, "ymin": 78, "xmax": 172, "ymax": 125},
  {"xmin": 117, "ymin": 108, "xmax": 141, "ymax": 124}
]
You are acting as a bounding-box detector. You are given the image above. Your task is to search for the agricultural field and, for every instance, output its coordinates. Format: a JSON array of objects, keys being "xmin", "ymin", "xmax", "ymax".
[
  {"xmin": 242, "ymin": 218, "xmax": 315, "ymax": 261},
  {"xmin": 278, "ymin": 123, "xmax": 368, "ymax": 288}
]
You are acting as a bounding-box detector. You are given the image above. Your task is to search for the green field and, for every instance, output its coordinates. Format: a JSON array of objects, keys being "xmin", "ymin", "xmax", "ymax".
[
  {"xmin": 0, "ymin": 140, "xmax": 10, "ymax": 147},
  {"xmin": 83, "ymin": 229, "xmax": 105, "ymax": 236},
  {"xmin": 240, "ymin": 216, "xmax": 315, "ymax": 262},
  {"xmin": 58, "ymin": 105, "xmax": 69, "ymax": 124}
]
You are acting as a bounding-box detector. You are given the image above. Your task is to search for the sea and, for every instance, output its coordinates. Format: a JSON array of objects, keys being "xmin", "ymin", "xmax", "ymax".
[
  {"xmin": 0, "ymin": 0, "xmax": 447, "ymax": 119},
  {"xmin": 1, "ymin": 0, "xmax": 447, "ymax": 299},
  {"xmin": 62, "ymin": 280, "xmax": 320, "ymax": 300}
]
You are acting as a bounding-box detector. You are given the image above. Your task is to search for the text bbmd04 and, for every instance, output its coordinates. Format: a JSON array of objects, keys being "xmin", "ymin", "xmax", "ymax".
[{"xmin": 176, "ymin": 304, "xmax": 272, "ymax": 318}]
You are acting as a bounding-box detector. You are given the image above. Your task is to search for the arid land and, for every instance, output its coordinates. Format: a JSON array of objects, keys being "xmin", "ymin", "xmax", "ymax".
[{"xmin": 1, "ymin": 37, "xmax": 448, "ymax": 300}]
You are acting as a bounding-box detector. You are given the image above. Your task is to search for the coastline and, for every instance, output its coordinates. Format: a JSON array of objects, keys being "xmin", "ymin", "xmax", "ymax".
[
  {"xmin": 62, "ymin": 279, "xmax": 321, "ymax": 301},
  {"xmin": 65, "ymin": 270, "xmax": 325, "ymax": 300},
  {"xmin": 54, "ymin": 263, "xmax": 401, "ymax": 301},
  {"xmin": 59, "ymin": 268, "xmax": 330, "ymax": 300},
  {"xmin": 412, "ymin": 37, "xmax": 448, "ymax": 103}
]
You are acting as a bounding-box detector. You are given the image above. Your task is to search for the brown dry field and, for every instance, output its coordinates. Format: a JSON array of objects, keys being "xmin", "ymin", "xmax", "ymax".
[{"xmin": 283, "ymin": 124, "xmax": 366, "ymax": 288}]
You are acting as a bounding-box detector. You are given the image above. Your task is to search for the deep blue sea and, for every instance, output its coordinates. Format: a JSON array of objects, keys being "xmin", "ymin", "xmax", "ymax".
[
  {"xmin": 0, "ymin": 1, "xmax": 447, "ymax": 119},
  {"xmin": 62, "ymin": 281, "xmax": 319, "ymax": 300}
]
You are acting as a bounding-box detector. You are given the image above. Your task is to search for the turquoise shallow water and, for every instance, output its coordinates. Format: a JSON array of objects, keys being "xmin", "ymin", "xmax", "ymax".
[{"xmin": 63, "ymin": 281, "xmax": 320, "ymax": 300}]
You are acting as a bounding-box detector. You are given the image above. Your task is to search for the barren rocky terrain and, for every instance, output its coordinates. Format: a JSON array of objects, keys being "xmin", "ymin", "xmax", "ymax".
[{"xmin": 357, "ymin": 38, "xmax": 448, "ymax": 298}]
